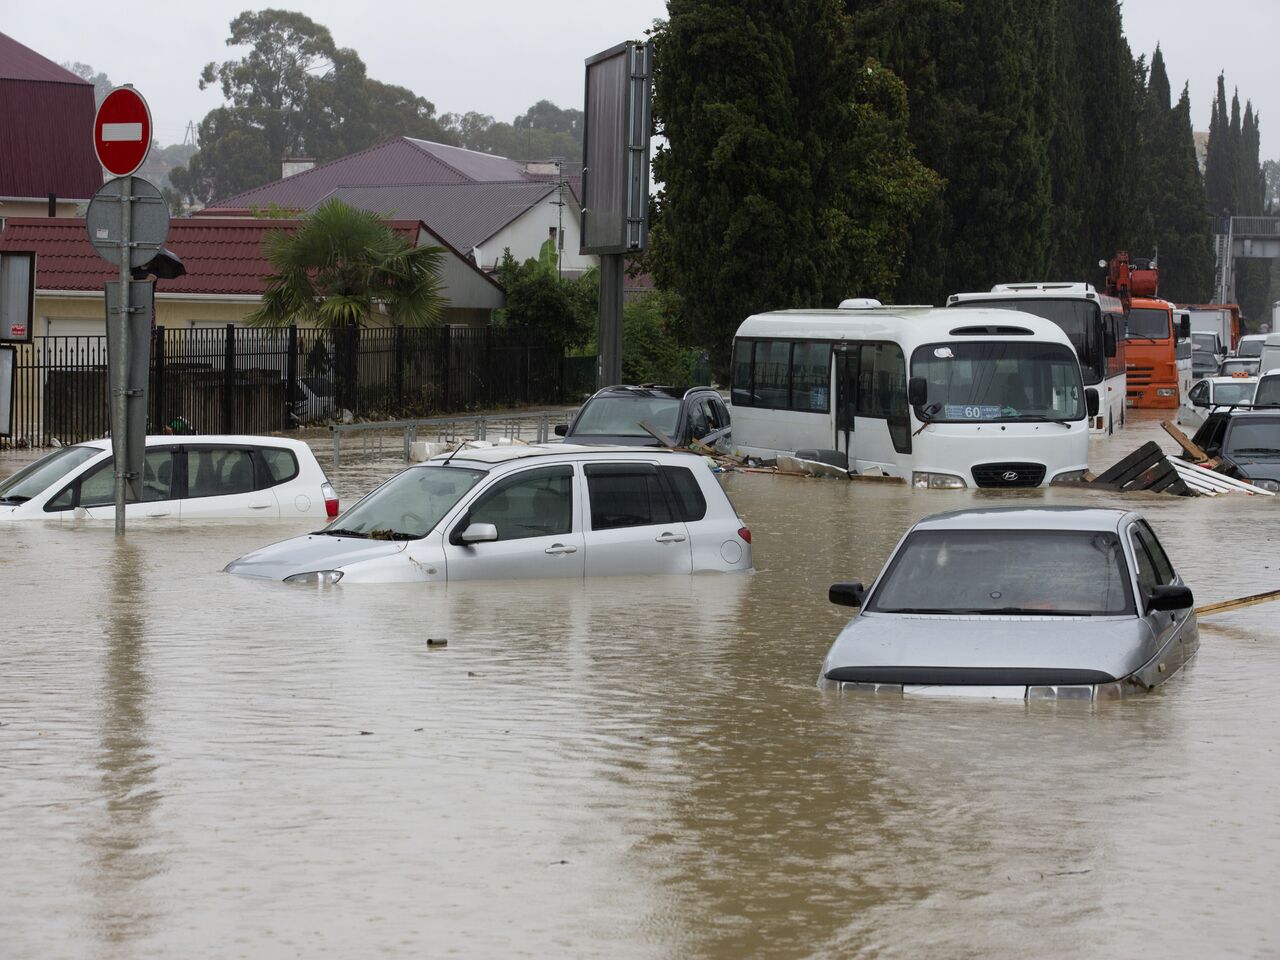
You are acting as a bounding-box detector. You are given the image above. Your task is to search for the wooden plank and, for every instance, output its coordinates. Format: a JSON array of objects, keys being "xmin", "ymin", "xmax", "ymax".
[
  {"xmin": 1161, "ymin": 420, "xmax": 1210, "ymax": 462},
  {"xmin": 1196, "ymin": 587, "xmax": 1280, "ymax": 617},
  {"xmin": 638, "ymin": 420, "xmax": 677, "ymax": 448}
]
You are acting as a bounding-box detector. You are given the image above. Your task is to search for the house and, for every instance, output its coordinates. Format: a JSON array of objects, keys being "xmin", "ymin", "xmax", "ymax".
[
  {"xmin": 0, "ymin": 32, "xmax": 102, "ymax": 222},
  {"xmin": 0, "ymin": 215, "xmax": 505, "ymax": 338},
  {"xmin": 200, "ymin": 137, "xmax": 595, "ymax": 275}
]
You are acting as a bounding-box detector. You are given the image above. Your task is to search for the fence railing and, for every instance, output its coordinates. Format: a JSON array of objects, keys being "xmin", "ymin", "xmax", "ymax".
[
  {"xmin": 5, "ymin": 324, "xmax": 565, "ymax": 447},
  {"xmin": 329, "ymin": 410, "xmax": 575, "ymax": 471}
]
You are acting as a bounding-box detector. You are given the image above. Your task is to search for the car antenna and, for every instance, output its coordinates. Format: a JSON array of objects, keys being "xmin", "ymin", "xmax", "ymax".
[{"xmin": 439, "ymin": 441, "xmax": 469, "ymax": 466}]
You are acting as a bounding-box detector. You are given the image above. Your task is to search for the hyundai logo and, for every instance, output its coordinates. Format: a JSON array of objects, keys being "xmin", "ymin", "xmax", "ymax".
[{"xmin": 1001, "ymin": 470, "xmax": 1019, "ymax": 482}]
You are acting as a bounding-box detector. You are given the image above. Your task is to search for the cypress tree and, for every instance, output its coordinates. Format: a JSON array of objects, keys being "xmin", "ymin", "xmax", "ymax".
[
  {"xmin": 650, "ymin": 0, "xmax": 940, "ymax": 365},
  {"xmin": 1204, "ymin": 75, "xmax": 1234, "ymax": 217}
]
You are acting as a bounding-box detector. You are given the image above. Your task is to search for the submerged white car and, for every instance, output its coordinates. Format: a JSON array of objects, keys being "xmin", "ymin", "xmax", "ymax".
[
  {"xmin": 0, "ymin": 436, "xmax": 338, "ymax": 521},
  {"xmin": 226, "ymin": 445, "xmax": 753, "ymax": 584},
  {"xmin": 819, "ymin": 507, "xmax": 1198, "ymax": 700}
]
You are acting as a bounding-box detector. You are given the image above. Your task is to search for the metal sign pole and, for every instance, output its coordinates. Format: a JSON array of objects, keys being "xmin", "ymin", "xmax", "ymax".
[{"xmin": 112, "ymin": 179, "xmax": 132, "ymax": 536}]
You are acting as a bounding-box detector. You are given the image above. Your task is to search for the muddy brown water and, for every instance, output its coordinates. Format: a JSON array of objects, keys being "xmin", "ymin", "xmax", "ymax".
[{"xmin": 2, "ymin": 412, "xmax": 1278, "ymax": 958}]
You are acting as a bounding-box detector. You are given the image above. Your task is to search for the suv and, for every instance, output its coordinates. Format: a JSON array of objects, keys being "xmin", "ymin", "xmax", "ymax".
[
  {"xmin": 226, "ymin": 445, "xmax": 753, "ymax": 583},
  {"xmin": 1187, "ymin": 409, "xmax": 1280, "ymax": 492},
  {"xmin": 0, "ymin": 436, "xmax": 338, "ymax": 521},
  {"xmin": 555, "ymin": 385, "xmax": 730, "ymax": 448}
]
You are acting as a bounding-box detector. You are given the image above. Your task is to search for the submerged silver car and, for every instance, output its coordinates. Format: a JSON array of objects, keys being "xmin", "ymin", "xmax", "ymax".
[
  {"xmin": 226, "ymin": 444, "xmax": 752, "ymax": 584},
  {"xmin": 819, "ymin": 507, "xmax": 1198, "ymax": 700}
]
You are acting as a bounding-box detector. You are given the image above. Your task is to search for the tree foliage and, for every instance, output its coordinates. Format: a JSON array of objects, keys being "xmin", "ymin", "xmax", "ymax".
[
  {"xmin": 440, "ymin": 100, "xmax": 582, "ymax": 161},
  {"xmin": 493, "ymin": 251, "xmax": 596, "ymax": 353},
  {"xmin": 621, "ymin": 291, "xmax": 703, "ymax": 386},
  {"xmin": 249, "ymin": 199, "xmax": 448, "ymax": 329},
  {"xmin": 650, "ymin": 0, "xmax": 940, "ymax": 367}
]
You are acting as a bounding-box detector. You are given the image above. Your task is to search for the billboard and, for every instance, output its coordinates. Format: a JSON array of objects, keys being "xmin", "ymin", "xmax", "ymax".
[
  {"xmin": 581, "ymin": 42, "xmax": 653, "ymax": 256},
  {"xmin": 0, "ymin": 251, "xmax": 35, "ymax": 343}
]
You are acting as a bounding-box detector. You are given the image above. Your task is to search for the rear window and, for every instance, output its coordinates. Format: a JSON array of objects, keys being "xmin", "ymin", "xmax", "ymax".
[
  {"xmin": 660, "ymin": 465, "xmax": 707, "ymax": 521},
  {"xmin": 260, "ymin": 448, "xmax": 300, "ymax": 485}
]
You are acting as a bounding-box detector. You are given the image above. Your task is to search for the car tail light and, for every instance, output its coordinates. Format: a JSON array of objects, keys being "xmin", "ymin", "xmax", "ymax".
[
  {"xmin": 322, "ymin": 481, "xmax": 339, "ymax": 518},
  {"xmin": 737, "ymin": 526, "xmax": 752, "ymax": 544}
]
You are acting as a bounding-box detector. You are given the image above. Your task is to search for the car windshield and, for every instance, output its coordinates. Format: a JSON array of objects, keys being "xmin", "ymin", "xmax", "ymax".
[
  {"xmin": 1126, "ymin": 307, "xmax": 1171, "ymax": 340},
  {"xmin": 911, "ymin": 341, "xmax": 1084, "ymax": 422},
  {"xmin": 868, "ymin": 529, "xmax": 1134, "ymax": 616},
  {"xmin": 571, "ymin": 396, "xmax": 681, "ymax": 437},
  {"xmin": 0, "ymin": 445, "xmax": 100, "ymax": 502},
  {"xmin": 1238, "ymin": 339, "xmax": 1264, "ymax": 358},
  {"xmin": 324, "ymin": 465, "xmax": 484, "ymax": 539},
  {"xmin": 1212, "ymin": 382, "xmax": 1256, "ymax": 406},
  {"xmin": 1224, "ymin": 418, "xmax": 1280, "ymax": 456}
]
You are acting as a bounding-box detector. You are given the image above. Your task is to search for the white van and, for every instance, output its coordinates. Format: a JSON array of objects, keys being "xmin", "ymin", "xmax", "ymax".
[
  {"xmin": 1259, "ymin": 333, "xmax": 1280, "ymax": 378},
  {"xmin": 1254, "ymin": 369, "xmax": 1280, "ymax": 408},
  {"xmin": 729, "ymin": 303, "xmax": 1096, "ymax": 488}
]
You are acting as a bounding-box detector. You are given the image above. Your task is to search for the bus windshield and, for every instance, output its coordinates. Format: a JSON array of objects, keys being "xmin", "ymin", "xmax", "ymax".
[
  {"xmin": 911, "ymin": 341, "xmax": 1084, "ymax": 423},
  {"xmin": 1126, "ymin": 307, "xmax": 1171, "ymax": 340},
  {"xmin": 961, "ymin": 299, "xmax": 1104, "ymax": 384}
]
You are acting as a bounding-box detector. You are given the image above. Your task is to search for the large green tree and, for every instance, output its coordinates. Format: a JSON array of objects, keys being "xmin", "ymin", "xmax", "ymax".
[
  {"xmin": 650, "ymin": 0, "xmax": 939, "ymax": 367},
  {"xmin": 493, "ymin": 251, "xmax": 596, "ymax": 353},
  {"xmin": 172, "ymin": 10, "xmax": 452, "ymax": 204}
]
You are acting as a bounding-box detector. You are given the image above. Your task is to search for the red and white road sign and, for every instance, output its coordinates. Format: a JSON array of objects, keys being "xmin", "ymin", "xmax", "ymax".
[{"xmin": 93, "ymin": 87, "xmax": 152, "ymax": 177}]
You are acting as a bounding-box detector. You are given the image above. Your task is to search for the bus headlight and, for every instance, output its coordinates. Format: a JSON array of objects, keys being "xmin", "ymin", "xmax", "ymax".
[
  {"xmin": 1050, "ymin": 469, "xmax": 1090, "ymax": 484},
  {"xmin": 1156, "ymin": 387, "xmax": 1178, "ymax": 397},
  {"xmin": 912, "ymin": 471, "xmax": 967, "ymax": 490}
]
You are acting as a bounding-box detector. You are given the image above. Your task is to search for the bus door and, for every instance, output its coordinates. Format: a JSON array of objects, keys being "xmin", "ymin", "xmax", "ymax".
[{"xmin": 834, "ymin": 344, "xmax": 858, "ymax": 461}]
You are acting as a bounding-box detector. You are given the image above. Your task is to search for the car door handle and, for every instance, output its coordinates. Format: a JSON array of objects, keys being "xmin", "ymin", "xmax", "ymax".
[
  {"xmin": 655, "ymin": 532, "xmax": 686, "ymax": 543},
  {"xmin": 145, "ymin": 511, "xmax": 171, "ymax": 518},
  {"xmin": 248, "ymin": 503, "xmax": 273, "ymax": 510},
  {"xmin": 545, "ymin": 543, "xmax": 578, "ymax": 555}
]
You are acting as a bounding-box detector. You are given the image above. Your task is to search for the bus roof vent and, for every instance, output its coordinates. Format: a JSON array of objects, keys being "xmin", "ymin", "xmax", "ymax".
[
  {"xmin": 948, "ymin": 325, "xmax": 1035, "ymax": 336},
  {"xmin": 838, "ymin": 298, "xmax": 883, "ymax": 309},
  {"xmin": 989, "ymin": 281, "xmax": 1094, "ymax": 294}
]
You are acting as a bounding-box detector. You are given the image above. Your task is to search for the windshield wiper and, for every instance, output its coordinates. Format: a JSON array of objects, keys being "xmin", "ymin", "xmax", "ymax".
[
  {"xmin": 1229, "ymin": 448, "xmax": 1280, "ymax": 455},
  {"xmin": 0, "ymin": 495, "xmax": 30, "ymax": 504},
  {"xmin": 315, "ymin": 527, "xmax": 369, "ymax": 538},
  {"xmin": 367, "ymin": 529, "xmax": 419, "ymax": 541},
  {"xmin": 1001, "ymin": 414, "xmax": 1072, "ymax": 429}
]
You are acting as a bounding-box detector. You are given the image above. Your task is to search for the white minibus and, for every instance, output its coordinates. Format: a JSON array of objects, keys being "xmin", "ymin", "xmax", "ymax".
[
  {"xmin": 729, "ymin": 303, "xmax": 1097, "ymax": 488},
  {"xmin": 947, "ymin": 282, "xmax": 1126, "ymax": 435}
]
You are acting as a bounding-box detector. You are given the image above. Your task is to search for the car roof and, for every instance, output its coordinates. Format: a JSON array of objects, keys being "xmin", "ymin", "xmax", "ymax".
[
  {"xmin": 1207, "ymin": 376, "xmax": 1257, "ymax": 385},
  {"xmin": 1241, "ymin": 334, "xmax": 1268, "ymax": 341},
  {"xmin": 425, "ymin": 442, "xmax": 706, "ymax": 468},
  {"xmin": 587, "ymin": 384, "xmax": 715, "ymax": 401},
  {"xmin": 911, "ymin": 506, "xmax": 1133, "ymax": 533},
  {"xmin": 73, "ymin": 434, "xmax": 314, "ymax": 452}
]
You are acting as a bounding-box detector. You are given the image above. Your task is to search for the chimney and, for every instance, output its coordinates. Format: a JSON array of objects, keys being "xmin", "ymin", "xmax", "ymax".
[{"xmin": 281, "ymin": 158, "xmax": 315, "ymax": 179}]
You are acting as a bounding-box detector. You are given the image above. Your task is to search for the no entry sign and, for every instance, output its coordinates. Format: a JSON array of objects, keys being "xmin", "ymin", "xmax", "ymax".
[{"xmin": 93, "ymin": 86, "xmax": 152, "ymax": 177}]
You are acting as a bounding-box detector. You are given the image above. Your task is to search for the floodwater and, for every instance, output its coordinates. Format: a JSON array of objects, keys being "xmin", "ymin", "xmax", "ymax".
[{"xmin": 2, "ymin": 412, "xmax": 1278, "ymax": 958}]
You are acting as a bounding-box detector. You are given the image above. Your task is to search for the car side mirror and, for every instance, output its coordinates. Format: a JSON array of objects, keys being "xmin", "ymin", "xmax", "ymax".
[
  {"xmin": 829, "ymin": 581, "xmax": 865, "ymax": 607},
  {"xmin": 1148, "ymin": 584, "xmax": 1193, "ymax": 612},
  {"xmin": 1104, "ymin": 329, "xmax": 1117, "ymax": 358},
  {"xmin": 1179, "ymin": 316, "xmax": 1191, "ymax": 339},
  {"xmin": 907, "ymin": 377, "xmax": 927, "ymax": 406},
  {"xmin": 457, "ymin": 522, "xmax": 498, "ymax": 545},
  {"xmin": 1085, "ymin": 387, "xmax": 1100, "ymax": 418},
  {"xmin": 554, "ymin": 423, "xmax": 568, "ymax": 437},
  {"xmin": 1193, "ymin": 394, "xmax": 1208, "ymax": 408}
]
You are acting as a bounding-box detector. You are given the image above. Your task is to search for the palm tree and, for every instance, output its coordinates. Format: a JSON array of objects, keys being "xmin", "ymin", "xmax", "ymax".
[{"xmin": 249, "ymin": 199, "xmax": 448, "ymax": 328}]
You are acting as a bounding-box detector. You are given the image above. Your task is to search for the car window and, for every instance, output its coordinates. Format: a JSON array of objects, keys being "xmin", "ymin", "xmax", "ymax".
[
  {"xmin": 1134, "ymin": 521, "xmax": 1175, "ymax": 584},
  {"xmin": 187, "ymin": 448, "xmax": 255, "ymax": 498},
  {"xmin": 1129, "ymin": 527, "xmax": 1160, "ymax": 596},
  {"xmin": 1255, "ymin": 377, "xmax": 1280, "ymax": 407},
  {"xmin": 660, "ymin": 465, "xmax": 707, "ymax": 521},
  {"xmin": 585, "ymin": 463, "xmax": 673, "ymax": 530},
  {"xmin": 688, "ymin": 400, "xmax": 711, "ymax": 440},
  {"xmin": 66, "ymin": 449, "xmax": 178, "ymax": 508},
  {"xmin": 463, "ymin": 465, "xmax": 573, "ymax": 541},
  {"xmin": 260, "ymin": 448, "xmax": 299, "ymax": 485},
  {"xmin": 712, "ymin": 397, "xmax": 730, "ymax": 428}
]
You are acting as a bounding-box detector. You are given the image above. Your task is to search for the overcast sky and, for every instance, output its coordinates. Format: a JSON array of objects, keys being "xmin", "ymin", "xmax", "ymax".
[{"xmin": 5, "ymin": 0, "xmax": 1276, "ymax": 157}]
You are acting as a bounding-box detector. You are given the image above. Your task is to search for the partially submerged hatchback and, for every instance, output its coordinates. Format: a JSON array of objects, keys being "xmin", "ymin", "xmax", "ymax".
[
  {"xmin": 0, "ymin": 436, "xmax": 337, "ymax": 522},
  {"xmin": 819, "ymin": 507, "xmax": 1198, "ymax": 700},
  {"xmin": 226, "ymin": 444, "xmax": 752, "ymax": 584}
]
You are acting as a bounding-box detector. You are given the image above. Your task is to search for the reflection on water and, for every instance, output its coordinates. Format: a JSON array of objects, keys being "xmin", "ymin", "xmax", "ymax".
[{"xmin": 1, "ymin": 412, "xmax": 1278, "ymax": 957}]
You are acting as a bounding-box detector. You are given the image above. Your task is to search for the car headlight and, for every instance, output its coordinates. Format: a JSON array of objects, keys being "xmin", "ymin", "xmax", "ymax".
[
  {"xmin": 283, "ymin": 570, "xmax": 344, "ymax": 585},
  {"xmin": 912, "ymin": 471, "xmax": 967, "ymax": 490},
  {"xmin": 1249, "ymin": 478, "xmax": 1280, "ymax": 492},
  {"xmin": 1050, "ymin": 469, "xmax": 1090, "ymax": 484}
]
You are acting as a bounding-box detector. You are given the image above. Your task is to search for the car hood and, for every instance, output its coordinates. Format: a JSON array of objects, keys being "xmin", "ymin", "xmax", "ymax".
[
  {"xmin": 1223, "ymin": 455, "xmax": 1280, "ymax": 481},
  {"xmin": 225, "ymin": 533, "xmax": 407, "ymax": 580},
  {"xmin": 821, "ymin": 612, "xmax": 1156, "ymax": 686}
]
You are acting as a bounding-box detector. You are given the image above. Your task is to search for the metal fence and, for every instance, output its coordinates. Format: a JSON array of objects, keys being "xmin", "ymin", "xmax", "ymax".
[{"xmin": 5, "ymin": 324, "xmax": 564, "ymax": 446}]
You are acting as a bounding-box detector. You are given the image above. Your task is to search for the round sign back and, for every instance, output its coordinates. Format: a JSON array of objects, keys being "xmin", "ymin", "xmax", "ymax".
[
  {"xmin": 94, "ymin": 87, "xmax": 153, "ymax": 177},
  {"xmin": 86, "ymin": 177, "xmax": 169, "ymax": 269}
]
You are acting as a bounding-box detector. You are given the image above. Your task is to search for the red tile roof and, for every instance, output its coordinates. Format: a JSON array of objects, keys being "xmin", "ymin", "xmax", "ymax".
[
  {"xmin": 0, "ymin": 33, "xmax": 103, "ymax": 201},
  {"xmin": 0, "ymin": 217, "xmax": 425, "ymax": 296}
]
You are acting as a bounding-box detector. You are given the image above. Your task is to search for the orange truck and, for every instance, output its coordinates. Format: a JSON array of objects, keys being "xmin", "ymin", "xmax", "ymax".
[{"xmin": 1104, "ymin": 252, "xmax": 1191, "ymax": 408}]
